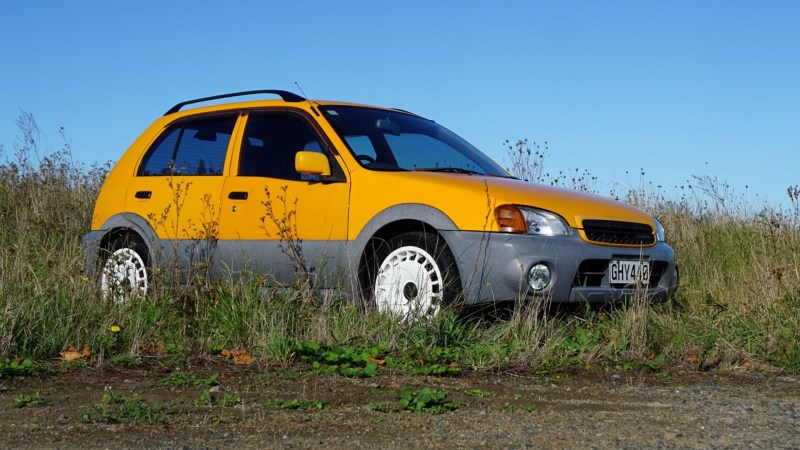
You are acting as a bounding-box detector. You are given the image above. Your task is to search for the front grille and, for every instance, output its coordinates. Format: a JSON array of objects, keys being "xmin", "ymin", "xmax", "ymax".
[
  {"xmin": 582, "ymin": 220, "xmax": 655, "ymax": 245},
  {"xmin": 573, "ymin": 259, "xmax": 667, "ymax": 288}
]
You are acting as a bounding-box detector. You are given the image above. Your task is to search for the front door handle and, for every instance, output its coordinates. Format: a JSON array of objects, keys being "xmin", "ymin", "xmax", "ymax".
[
  {"xmin": 135, "ymin": 191, "xmax": 152, "ymax": 199},
  {"xmin": 228, "ymin": 191, "xmax": 248, "ymax": 200}
]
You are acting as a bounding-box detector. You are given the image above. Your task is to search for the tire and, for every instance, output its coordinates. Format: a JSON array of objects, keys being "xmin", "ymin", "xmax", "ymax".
[
  {"xmin": 367, "ymin": 231, "xmax": 461, "ymax": 322},
  {"xmin": 100, "ymin": 233, "xmax": 150, "ymax": 303}
]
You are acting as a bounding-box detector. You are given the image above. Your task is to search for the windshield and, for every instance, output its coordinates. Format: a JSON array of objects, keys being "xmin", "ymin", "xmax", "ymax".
[{"xmin": 319, "ymin": 106, "xmax": 510, "ymax": 177}]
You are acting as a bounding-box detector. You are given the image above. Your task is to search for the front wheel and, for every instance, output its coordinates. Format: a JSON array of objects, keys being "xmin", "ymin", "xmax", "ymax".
[
  {"xmin": 368, "ymin": 231, "xmax": 461, "ymax": 322},
  {"xmin": 100, "ymin": 234, "xmax": 150, "ymax": 303}
]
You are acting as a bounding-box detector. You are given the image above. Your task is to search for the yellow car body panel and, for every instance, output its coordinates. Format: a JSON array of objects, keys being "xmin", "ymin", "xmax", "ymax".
[
  {"xmin": 345, "ymin": 170, "xmax": 654, "ymax": 239},
  {"xmin": 217, "ymin": 176, "xmax": 349, "ymax": 241}
]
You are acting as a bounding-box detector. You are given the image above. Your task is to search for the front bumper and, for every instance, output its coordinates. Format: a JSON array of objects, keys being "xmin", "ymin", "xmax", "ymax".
[{"xmin": 440, "ymin": 230, "xmax": 678, "ymax": 305}]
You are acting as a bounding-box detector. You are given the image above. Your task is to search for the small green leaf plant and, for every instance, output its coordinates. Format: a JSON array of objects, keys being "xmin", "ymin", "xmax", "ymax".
[{"xmin": 399, "ymin": 388, "xmax": 458, "ymax": 414}]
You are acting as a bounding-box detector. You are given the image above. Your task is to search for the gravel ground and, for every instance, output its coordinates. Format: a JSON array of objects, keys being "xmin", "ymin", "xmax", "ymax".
[{"xmin": 1, "ymin": 365, "xmax": 799, "ymax": 449}]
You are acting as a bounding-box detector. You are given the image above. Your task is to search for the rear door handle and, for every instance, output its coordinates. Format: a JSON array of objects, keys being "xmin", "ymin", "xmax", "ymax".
[
  {"xmin": 135, "ymin": 191, "xmax": 152, "ymax": 199},
  {"xmin": 228, "ymin": 191, "xmax": 248, "ymax": 200}
]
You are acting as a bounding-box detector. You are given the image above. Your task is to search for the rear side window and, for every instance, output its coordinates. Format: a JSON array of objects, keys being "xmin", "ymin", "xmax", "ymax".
[{"xmin": 138, "ymin": 115, "xmax": 237, "ymax": 176}]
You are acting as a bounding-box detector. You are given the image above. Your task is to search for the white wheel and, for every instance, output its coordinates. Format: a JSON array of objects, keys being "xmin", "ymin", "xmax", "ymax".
[
  {"xmin": 374, "ymin": 245, "xmax": 443, "ymax": 321},
  {"xmin": 101, "ymin": 247, "xmax": 148, "ymax": 303}
]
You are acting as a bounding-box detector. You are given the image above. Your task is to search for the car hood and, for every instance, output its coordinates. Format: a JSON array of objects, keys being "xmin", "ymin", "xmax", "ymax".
[{"xmin": 458, "ymin": 175, "xmax": 655, "ymax": 229}]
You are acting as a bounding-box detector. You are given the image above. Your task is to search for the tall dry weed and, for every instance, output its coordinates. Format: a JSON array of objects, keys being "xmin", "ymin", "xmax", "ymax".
[{"xmin": 0, "ymin": 112, "xmax": 109, "ymax": 357}]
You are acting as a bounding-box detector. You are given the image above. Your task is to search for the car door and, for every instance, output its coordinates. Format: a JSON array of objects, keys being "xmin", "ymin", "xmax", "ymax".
[
  {"xmin": 126, "ymin": 113, "xmax": 240, "ymax": 275},
  {"xmin": 217, "ymin": 110, "xmax": 350, "ymax": 286}
]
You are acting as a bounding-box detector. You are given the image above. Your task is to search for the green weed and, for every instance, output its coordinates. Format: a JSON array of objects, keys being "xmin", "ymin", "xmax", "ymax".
[
  {"xmin": 218, "ymin": 392, "xmax": 241, "ymax": 407},
  {"xmin": 505, "ymin": 402, "xmax": 540, "ymax": 413},
  {"xmin": 108, "ymin": 354, "xmax": 142, "ymax": 368},
  {"xmin": 294, "ymin": 341, "xmax": 388, "ymax": 378},
  {"xmin": 369, "ymin": 401, "xmax": 400, "ymax": 413},
  {"xmin": 196, "ymin": 389, "xmax": 240, "ymax": 408},
  {"xmin": 465, "ymin": 389, "xmax": 496, "ymax": 398},
  {"xmin": 12, "ymin": 391, "xmax": 47, "ymax": 408},
  {"xmin": 61, "ymin": 361, "xmax": 90, "ymax": 371},
  {"xmin": 399, "ymin": 388, "xmax": 458, "ymax": 414},
  {"xmin": 162, "ymin": 371, "xmax": 219, "ymax": 388},
  {"xmin": 197, "ymin": 389, "xmax": 212, "ymax": 406},
  {"xmin": 655, "ymin": 371, "xmax": 672, "ymax": 381},
  {"xmin": 0, "ymin": 359, "xmax": 38, "ymax": 377},
  {"xmin": 265, "ymin": 398, "xmax": 327, "ymax": 410},
  {"xmin": 396, "ymin": 347, "xmax": 462, "ymax": 375},
  {"xmin": 212, "ymin": 414, "xmax": 240, "ymax": 424},
  {"xmin": 81, "ymin": 391, "xmax": 171, "ymax": 425}
]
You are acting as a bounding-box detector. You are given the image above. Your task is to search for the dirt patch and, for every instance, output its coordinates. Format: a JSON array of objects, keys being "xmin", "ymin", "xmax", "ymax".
[{"xmin": 1, "ymin": 363, "xmax": 799, "ymax": 449}]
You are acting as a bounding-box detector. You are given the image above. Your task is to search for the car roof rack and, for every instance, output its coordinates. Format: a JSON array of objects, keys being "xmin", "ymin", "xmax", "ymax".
[{"xmin": 164, "ymin": 90, "xmax": 306, "ymax": 115}]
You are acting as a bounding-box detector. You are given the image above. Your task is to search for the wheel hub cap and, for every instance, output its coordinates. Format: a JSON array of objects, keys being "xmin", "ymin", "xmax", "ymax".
[
  {"xmin": 374, "ymin": 245, "xmax": 443, "ymax": 321},
  {"xmin": 100, "ymin": 248, "xmax": 148, "ymax": 303}
]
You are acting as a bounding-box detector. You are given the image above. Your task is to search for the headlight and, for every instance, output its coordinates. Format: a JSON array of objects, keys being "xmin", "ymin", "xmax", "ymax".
[
  {"xmin": 495, "ymin": 205, "xmax": 570, "ymax": 236},
  {"xmin": 654, "ymin": 218, "xmax": 665, "ymax": 242}
]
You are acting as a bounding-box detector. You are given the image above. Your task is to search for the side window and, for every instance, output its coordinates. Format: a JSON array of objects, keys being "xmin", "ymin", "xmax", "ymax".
[
  {"xmin": 238, "ymin": 113, "xmax": 325, "ymax": 180},
  {"xmin": 138, "ymin": 116, "xmax": 237, "ymax": 176}
]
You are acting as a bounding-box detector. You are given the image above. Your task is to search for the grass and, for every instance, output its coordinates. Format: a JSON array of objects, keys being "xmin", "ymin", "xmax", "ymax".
[{"xmin": 2, "ymin": 113, "xmax": 800, "ymax": 376}]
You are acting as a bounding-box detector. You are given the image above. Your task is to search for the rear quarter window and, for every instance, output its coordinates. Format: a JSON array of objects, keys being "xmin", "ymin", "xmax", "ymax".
[{"xmin": 138, "ymin": 115, "xmax": 237, "ymax": 176}]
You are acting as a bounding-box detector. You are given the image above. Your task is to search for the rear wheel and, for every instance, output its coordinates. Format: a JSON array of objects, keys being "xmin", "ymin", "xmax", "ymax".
[
  {"xmin": 368, "ymin": 231, "xmax": 461, "ymax": 322},
  {"xmin": 100, "ymin": 234, "xmax": 149, "ymax": 303}
]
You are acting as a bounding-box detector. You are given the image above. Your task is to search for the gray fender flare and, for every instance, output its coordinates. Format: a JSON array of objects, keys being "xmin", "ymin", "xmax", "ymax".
[
  {"xmin": 95, "ymin": 213, "xmax": 159, "ymax": 263},
  {"xmin": 345, "ymin": 203, "xmax": 458, "ymax": 297}
]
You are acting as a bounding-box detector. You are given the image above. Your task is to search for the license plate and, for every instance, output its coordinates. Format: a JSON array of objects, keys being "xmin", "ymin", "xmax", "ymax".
[{"xmin": 609, "ymin": 260, "xmax": 651, "ymax": 286}]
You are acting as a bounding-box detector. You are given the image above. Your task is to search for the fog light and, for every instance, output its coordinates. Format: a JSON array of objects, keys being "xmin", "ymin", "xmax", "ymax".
[{"xmin": 528, "ymin": 264, "xmax": 551, "ymax": 291}]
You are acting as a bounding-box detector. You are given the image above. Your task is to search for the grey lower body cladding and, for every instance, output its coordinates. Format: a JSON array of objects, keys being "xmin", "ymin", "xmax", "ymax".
[{"xmin": 81, "ymin": 229, "xmax": 678, "ymax": 305}]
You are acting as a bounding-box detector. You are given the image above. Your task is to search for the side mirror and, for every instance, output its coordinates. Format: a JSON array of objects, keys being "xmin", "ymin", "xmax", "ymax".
[{"xmin": 295, "ymin": 151, "xmax": 331, "ymax": 176}]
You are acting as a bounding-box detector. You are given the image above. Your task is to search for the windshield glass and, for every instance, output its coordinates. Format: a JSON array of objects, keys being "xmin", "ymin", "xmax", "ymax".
[{"xmin": 320, "ymin": 106, "xmax": 510, "ymax": 177}]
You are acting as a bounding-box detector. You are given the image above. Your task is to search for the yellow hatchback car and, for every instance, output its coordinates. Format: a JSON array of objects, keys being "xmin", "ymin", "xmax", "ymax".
[{"xmin": 82, "ymin": 90, "xmax": 678, "ymax": 319}]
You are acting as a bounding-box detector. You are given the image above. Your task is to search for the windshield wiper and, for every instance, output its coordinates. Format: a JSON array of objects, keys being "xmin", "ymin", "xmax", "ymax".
[{"xmin": 415, "ymin": 167, "xmax": 483, "ymax": 175}]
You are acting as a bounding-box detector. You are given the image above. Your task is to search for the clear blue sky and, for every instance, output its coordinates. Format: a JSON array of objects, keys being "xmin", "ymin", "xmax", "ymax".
[{"xmin": 2, "ymin": 1, "xmax": 797, "ymax": 206}]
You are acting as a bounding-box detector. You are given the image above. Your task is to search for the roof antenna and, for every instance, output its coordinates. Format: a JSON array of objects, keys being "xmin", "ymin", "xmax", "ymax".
[
  {"xmin": 294, "ymin": 81, "xmax": 309, "ymax": 100},
  {"xmin": 294, "ymin": 81, "xmax": 320, "ymax": 116}
]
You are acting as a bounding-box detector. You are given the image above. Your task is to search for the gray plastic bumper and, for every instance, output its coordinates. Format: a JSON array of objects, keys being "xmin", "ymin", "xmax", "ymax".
[{"xmin": 440, "ymin": 230, "xmax": 678, "ymax": 305}]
